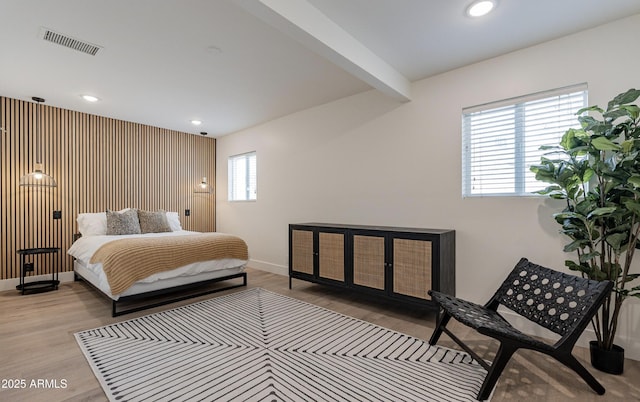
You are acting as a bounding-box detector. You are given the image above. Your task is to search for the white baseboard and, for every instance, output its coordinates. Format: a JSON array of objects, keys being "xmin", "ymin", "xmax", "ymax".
[
  {"xmin": 247, "ymin": 259, "xmax": 287, "ymax": 276},
  {"xmin": 0, "ymin": 271, "xmax": 75, "ymax": 292}
]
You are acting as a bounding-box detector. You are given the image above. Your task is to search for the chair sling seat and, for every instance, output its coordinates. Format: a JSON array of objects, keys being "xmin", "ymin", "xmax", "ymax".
[{"xmin": 430, "ymin": 291, "xmax": 554, "ymax": 352}]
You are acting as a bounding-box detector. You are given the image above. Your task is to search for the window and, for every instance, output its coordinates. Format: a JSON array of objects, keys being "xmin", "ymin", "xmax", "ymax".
[
  {"xmin": 462, "ymin": 84, "xmax": 587, "ymax": 197},
  {"xmin": 228, "ymin": 151, "xmax": 257, "ymax": 201}
]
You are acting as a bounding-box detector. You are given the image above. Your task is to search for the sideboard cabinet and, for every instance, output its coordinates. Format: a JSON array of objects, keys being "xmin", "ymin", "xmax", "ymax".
[{"xmin": 289, "ymin": 223, "xmax": 455, "ymax": 308}]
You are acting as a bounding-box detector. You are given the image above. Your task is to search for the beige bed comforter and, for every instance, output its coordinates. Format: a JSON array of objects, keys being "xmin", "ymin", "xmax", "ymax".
[{"xmin": 90, "ymin": 233, "xmax": 249, "ymax": 294}]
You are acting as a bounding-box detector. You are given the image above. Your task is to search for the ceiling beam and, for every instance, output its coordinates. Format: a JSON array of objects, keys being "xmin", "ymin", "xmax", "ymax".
[{"xmin": 237, "ymin": 0, "xmax": 412, "ymax": 102}]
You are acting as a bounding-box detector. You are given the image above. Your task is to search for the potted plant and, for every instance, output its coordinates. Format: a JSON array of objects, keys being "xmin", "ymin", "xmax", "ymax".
[{"xmin": 530, "ymin": 88, "xmax": 640, "ymax": 374}]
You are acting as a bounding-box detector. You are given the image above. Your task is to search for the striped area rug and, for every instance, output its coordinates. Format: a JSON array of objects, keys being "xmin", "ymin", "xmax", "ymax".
[{"xmin": 75, "ymin": 288, "xmax": 488, "ymax": 401}]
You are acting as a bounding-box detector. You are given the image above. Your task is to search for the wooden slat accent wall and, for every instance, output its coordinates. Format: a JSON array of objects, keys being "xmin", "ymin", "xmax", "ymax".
[{"xmin": 0, "ymin": 96, "xmax": 216, "ymax": 280}]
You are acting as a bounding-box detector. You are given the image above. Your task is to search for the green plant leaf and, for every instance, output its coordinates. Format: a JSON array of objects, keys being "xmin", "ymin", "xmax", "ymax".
[
  {"xmin": 578, "ymin": 105, "xmax": 604, "ymax": 115},
  {"xmin": 582, "ymin": 168, "xmax": 595, "ymax": 183},
  {"xmin": 628, "ymin": 176, "xmax": 640, "ymax": 188},
  {"xmin": 587, "ymin": 207, "xmax": 617, "ymax": 219},
  {"xmin": 622, "ymin": 105, "xmax": 640, "ymax": 120},
  {"xmin": 604, "ymin": 108, "xmax": 633, "ymax": 122},
  {"xmin": 591, "ymin": 136, "xmax": 621, "ymax": 151},
  {"xmin": 578, "ymin": 115, "xmax": 599, "ymax": 130},
  {"xmin": 621, "ymin": 139, "xmax": 636, "ymax": 154},
  {"xmin": 579, "ymin": 251, "xmax": 601, "ymax": 263},
  {"xmin": 565, "ymin": 260, "xmax": 586, "ymax": 272},
  {"xmin": 624, "ymin": 200, "xmax": 640, "ymax": 215},
  {"xmin": 565, "ymin": 260, "xmax": 603, "ymax": 279},
  {"xmin": 622, "ymin": 150, "xmax": 640, "ymax": 165},
  {"xmin": 608, "ymin": 88, "xmax": 640, "ymax": 109},
  {"xmin": 532, "ymin": 185, "xmax": 560, "ymax": 195},
  {"xmin": 538, "ymin": 145, "xmax": 562, "ymax": 151},
  {"xmin": 554, "ymin": 212, "xmax": 586, "ymax": 224},
  {"xmin": 575, "ymin": 199, "xmax": 598, "ymax": 216},
  {"xmin": 605, "ymin": 233, "xmax": 627, "ymax": 251},
  {"xmin": 560, "ymin": 128, "xmax": 588, "ymax": 151},
  {"xmin": 563, "ymin": 239, "xmax": 591, "ymax": 252}
]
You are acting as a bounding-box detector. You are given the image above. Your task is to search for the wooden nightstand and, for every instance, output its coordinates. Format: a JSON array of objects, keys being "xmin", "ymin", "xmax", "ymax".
[{"xmin": 16, "ymin": 247, "xmax": 60, "ymax": 295}]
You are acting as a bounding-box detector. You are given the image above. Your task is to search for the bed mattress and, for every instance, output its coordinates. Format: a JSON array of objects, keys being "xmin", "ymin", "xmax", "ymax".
[{"xmin": 68, "ymin": 230, "xmax": 247, "ymax": 300}]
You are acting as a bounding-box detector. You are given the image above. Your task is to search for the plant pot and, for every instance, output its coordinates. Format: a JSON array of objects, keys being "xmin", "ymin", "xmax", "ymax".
[{"xmin": 589, "ymin": 340, "xmax": 624, "ymax": 374}]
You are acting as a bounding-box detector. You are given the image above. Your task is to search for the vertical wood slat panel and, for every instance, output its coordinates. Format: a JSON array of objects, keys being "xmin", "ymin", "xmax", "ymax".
[{"xmin": 0, "ymin": 96, "xmax": 216, "ymax": 280}]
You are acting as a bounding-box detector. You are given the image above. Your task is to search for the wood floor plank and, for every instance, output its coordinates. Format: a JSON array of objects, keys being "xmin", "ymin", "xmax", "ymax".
[{"xmin": 0, "ymin": 267, "xmax": 638, "ymax": 401}]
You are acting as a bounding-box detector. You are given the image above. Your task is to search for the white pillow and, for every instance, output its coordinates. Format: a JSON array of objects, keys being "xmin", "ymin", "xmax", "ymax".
[
  {"xmin": 77, "ymin": 208, "xmax": 131, "ymax": 237},
  {"xmin": 77, "ymin": 212, "xmax": 107, "ymax": 237},
  {"xmin": 166, "ymin": 211, "xmax": 182, "ymax": 231}
]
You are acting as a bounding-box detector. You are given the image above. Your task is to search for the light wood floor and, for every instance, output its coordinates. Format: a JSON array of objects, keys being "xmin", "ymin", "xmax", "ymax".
[{"xmin": 1, "ymin": 267, "xmax": 638, "ymax": 401}]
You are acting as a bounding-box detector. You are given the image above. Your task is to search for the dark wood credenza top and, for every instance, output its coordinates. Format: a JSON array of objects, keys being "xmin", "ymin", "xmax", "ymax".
[{"xmin": 291, "ymin": 223, "xmax": 454, "ymax": 235}]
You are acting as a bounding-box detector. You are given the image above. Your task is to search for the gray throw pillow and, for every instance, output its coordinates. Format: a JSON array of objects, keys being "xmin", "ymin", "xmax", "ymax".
[
  {"xmin": 138, "ymin": 210, "xmax": 172, "ymax": 234},
  {"xmin": 106, "ymin": 209, "xmax": 141, "ymax": 235}
]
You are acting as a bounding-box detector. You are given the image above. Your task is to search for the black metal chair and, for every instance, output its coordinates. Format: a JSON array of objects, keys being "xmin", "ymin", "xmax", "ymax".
[{"xmin": 428, "ymin": 257, "xmax": 613, "ymax": 400}]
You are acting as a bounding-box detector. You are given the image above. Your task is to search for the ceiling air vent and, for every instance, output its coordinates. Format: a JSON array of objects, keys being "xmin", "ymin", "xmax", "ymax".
[{"xmin": 40, "ymin": 27, "xmax": 102, "ymax": 56}]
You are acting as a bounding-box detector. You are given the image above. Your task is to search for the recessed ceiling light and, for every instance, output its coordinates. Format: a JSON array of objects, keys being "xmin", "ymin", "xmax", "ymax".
[
  {"xmin": 81, "ymin": 95, "xmax": 99, "ymax": 102},
  {"xmin": 191, "ymin": 120, "xmax": 202, "ymax": 126},
  {"xmin": 466, "ymin": 0, "xmax": 496, "ymax": 17}
]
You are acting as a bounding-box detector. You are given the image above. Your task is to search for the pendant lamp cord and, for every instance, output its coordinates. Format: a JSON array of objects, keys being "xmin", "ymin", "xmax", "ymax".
[{"xmin": 32, "ymin": 97, "xmax": 45, "ymax": 165}]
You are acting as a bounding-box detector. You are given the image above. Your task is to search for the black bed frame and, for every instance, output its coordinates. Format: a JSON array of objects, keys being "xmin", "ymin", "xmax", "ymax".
[
  {"xmin": 74, "ymin": 270, "xmax": 247, "ymax": 317},
  {"xmin": 71, "ymin": 233, "xmax": 248, "ymax": 317}
]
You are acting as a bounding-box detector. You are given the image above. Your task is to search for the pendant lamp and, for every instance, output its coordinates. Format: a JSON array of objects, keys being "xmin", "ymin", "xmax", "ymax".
[
  {"xmin": 194, "ymin": 177, "xmax": 212, "ymax": 193},
  {"xmin": 20, "ymin": 97, "xmax": 57, "ymax": 187}
]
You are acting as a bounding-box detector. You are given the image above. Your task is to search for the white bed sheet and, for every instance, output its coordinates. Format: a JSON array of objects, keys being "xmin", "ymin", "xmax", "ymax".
[
  {"xmin": 74, "ymin": 260, "xmax": 245, "ymax": 300},
  {"xmin": 68, "ymin": 231, "xmax": 247, "ymax": 300}
]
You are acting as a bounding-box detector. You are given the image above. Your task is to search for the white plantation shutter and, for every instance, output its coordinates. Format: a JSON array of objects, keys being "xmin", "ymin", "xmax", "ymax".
[
  {"xmin": 228, "ymin": 151, "xmax": 257, "ymax": 201},
  {"xmin": 462, "ymin": 84, "xmax": 587, "ymax": 197}
]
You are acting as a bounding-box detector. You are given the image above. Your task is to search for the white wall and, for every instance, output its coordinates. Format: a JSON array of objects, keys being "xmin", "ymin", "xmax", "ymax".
[{"xmin": 217, "ymin": 14, "xmax": 640, "ymax": 359}]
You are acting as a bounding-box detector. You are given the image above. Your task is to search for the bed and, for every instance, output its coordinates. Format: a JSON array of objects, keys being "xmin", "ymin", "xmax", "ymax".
[{"xmin": 68, "ymin": 209, "xmax": 248, "ymax": 316}]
